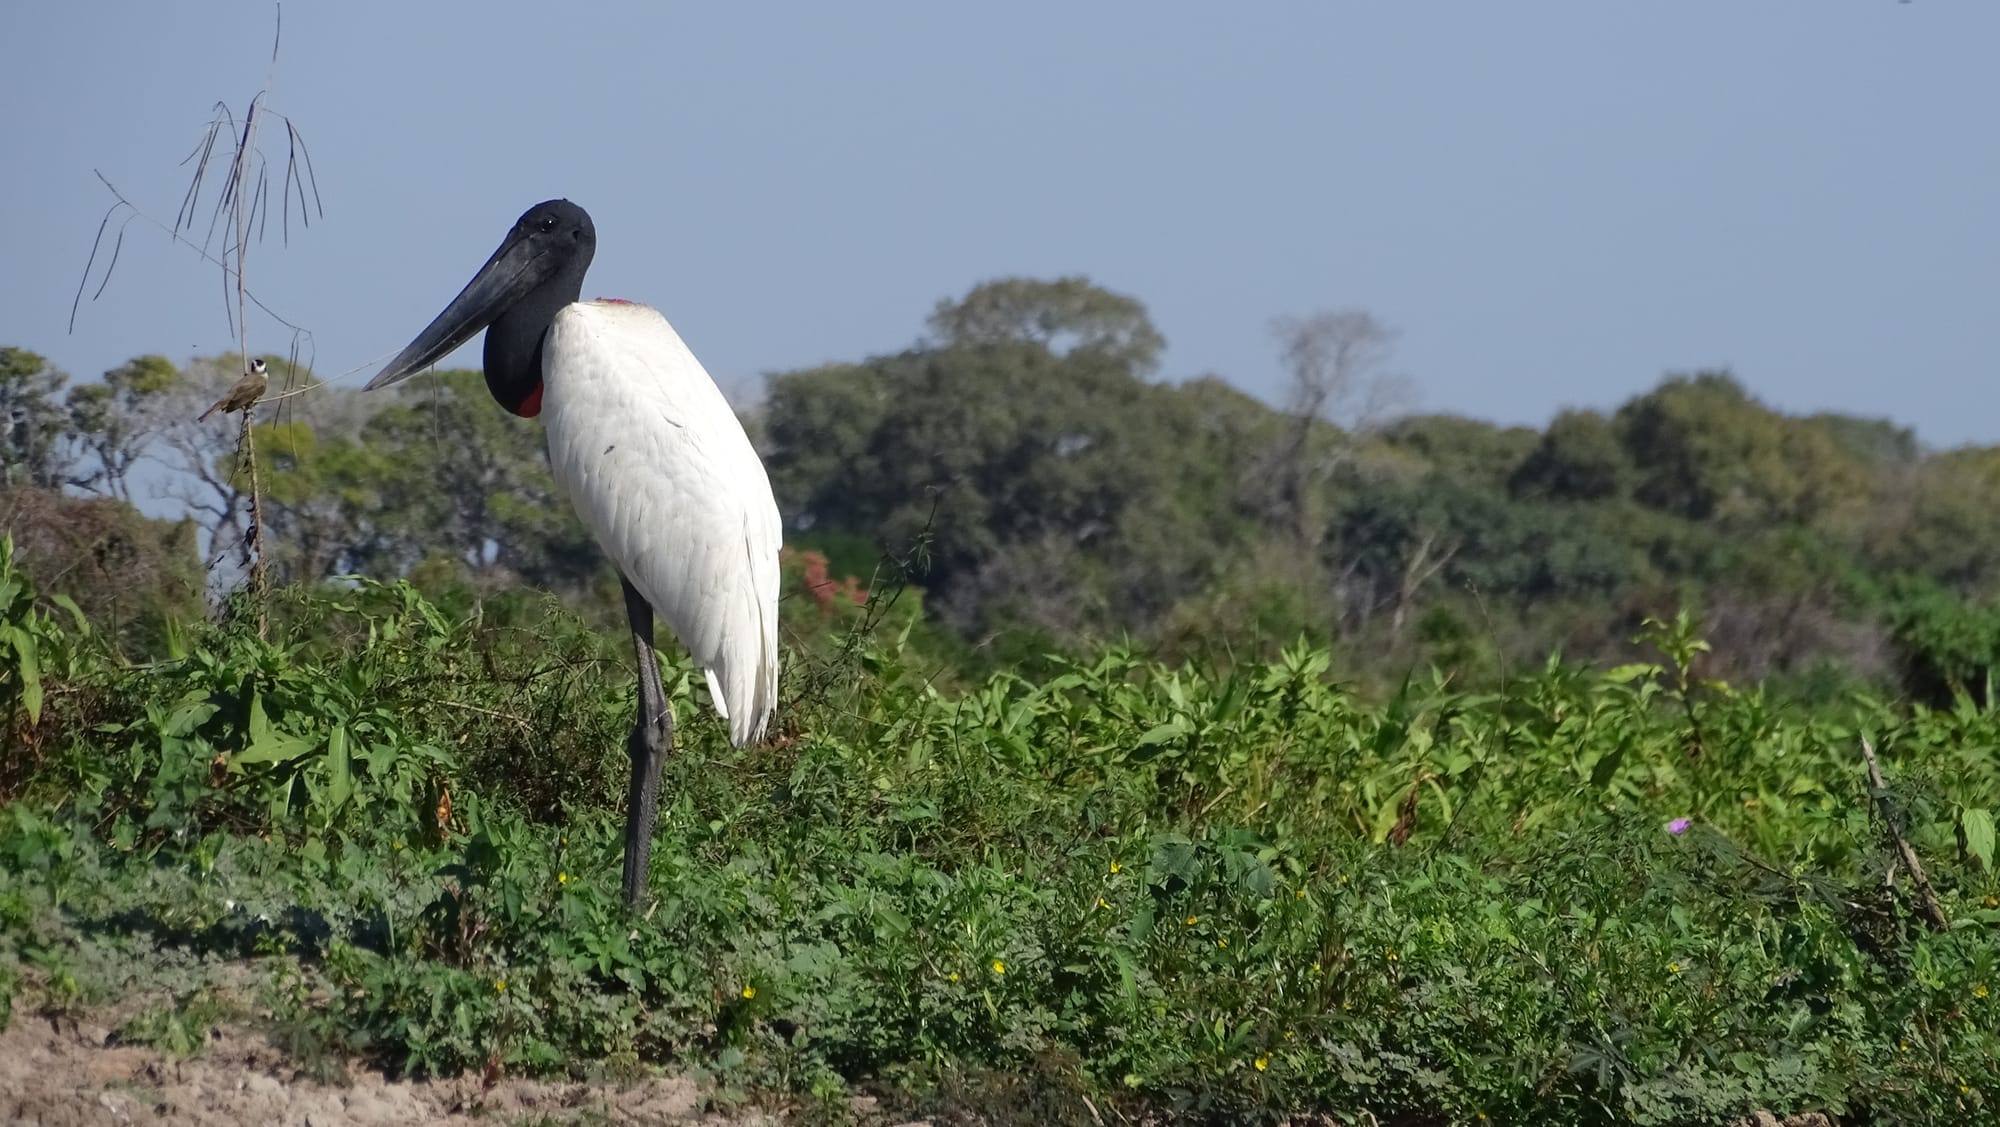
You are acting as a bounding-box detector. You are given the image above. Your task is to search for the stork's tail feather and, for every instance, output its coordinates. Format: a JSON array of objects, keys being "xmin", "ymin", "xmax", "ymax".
[
  {"xmin": 711, "ymin": 584, "xmax": 778, "ymax": 749},
  {"xmin": 703, "ymin": 669, "xmax": 731, "ymax": 721}
]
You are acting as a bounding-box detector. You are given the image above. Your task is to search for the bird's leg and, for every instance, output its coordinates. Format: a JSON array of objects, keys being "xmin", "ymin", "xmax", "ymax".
[{"xmin": 620, "ymin": 576, "xmax": 674, "ymax": 908}]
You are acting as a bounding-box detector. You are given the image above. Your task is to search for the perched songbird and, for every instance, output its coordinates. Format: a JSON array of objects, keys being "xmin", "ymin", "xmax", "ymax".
[
  {"xmin": 197, "ymin": 357, "xmax": 269, "ymax": 422},
  {"xmin": 365, "ymin": 200, "xmax": 781, "ymax": 907}
]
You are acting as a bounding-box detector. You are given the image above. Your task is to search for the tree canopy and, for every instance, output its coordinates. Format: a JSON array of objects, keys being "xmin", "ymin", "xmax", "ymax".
[{"xmin": 6, "ymin": 276, "xmax": 1991, "ymax": 696}]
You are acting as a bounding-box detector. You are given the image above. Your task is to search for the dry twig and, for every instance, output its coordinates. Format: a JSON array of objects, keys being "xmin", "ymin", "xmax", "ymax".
[
  {"xmin": 68, "ymin": 4, "xmax": 323, "ymax": 633},
  {"xmin": 1859, "ymin": 735, "xmax": 1950, "ymax": 932}
]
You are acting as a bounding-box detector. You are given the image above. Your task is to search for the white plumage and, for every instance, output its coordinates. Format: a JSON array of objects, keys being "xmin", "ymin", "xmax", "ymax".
[{"xmin": 541, "ymin": 300, "xmax": 781, "ymax": 747}]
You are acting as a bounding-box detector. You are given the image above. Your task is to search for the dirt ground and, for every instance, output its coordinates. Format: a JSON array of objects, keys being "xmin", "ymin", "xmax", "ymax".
[
  {"xmin": 0, "ymin": 993, "xmax": 1833, "ymax": 1127},
  {"xmin": 0, "ymin": 1009, "xmax": 803, "ymax": 1127}
]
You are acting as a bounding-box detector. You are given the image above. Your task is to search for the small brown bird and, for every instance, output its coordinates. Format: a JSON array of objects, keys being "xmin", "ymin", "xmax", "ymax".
[{"xmin": 197, "ymin": 358, "xmax": 269, "ymax": 422}]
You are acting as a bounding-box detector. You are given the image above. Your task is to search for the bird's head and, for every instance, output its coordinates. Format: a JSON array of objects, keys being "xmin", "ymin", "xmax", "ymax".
[{"xmin": 366, "ymin": 199, "xmax": 597, "ymax": 417}]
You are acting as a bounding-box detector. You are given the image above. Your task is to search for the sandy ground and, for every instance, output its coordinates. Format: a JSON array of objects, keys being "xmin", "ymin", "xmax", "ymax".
[
  {"xmin": 0, "ymin": 990, "xmax": 1832, "ymax": 1127},
  {"xmin": 0, "ymin": 1005, "xmax": 1846, "ymax": 1127},
  {"xmin": 0, "ymin": 1009, "xmax": 795, "ymax": 1127}
]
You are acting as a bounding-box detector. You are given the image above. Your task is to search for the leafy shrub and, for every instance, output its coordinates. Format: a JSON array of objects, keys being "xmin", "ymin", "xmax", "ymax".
[{"xmin": 0, "ymin": 556, "xmax": 1994, "ymax": 1123}]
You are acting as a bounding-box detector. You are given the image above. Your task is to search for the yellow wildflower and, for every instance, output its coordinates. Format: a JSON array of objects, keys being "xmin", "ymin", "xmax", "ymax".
[
  {"xmin": 741, "ymin": 985, "xmax": 756, "ymax": 999},
  {"xmin": 1185, "ymin": 915, "xmax": 1198, "ymax": 926},
  {"xmin": 1667, "ymin": 962, "xmax": 1682, "ymax": 974},
  {"xmin": 1097, "ymin": 897, "xmax": 1110, "ymax": 910},
  {"xmin": 1217, "ymin": 939, "xmax": 1228, "ymax": 949},
  {"xmin": 1385, "ymin": 949, "xmax": 1398, "ymax": 962},
  {"xmin": 558, "ymin": 872, "xmax": 568, "ymax": 885},
  {"xmin": 494, "ymin": 979, "xmax": 506, "ymax": 993},
  {"xmin": 948, "ymin": 972, "xmax": 960, "ymax": 983},
  {"xmin": 1109, "ymin": 860, "xmax": 1121, "ymax": 874},
  {"xmin": 1253, "ymin": 1056, "xmax": 1269, "ymax": 1072},
  {"xmin": 1977, "ymin": 984, "xmax": 1991, "ymax": 999},
  {"xmin": 991, "ymin": 959, "xmax": 1006, "ymax": 975}
]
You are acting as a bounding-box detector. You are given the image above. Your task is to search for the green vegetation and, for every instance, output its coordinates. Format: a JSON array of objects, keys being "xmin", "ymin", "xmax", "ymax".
[
  {"xmin": 1, "ymin": 539, "xmax": 1996, "ymax": 1123},
  {"xmin": 7, "ymin": 279, "xmax": 2000, "ymax": 1121},
  {"xmin": 12, "ymin": 282, "xmax": 2000, "ymax": 699}
]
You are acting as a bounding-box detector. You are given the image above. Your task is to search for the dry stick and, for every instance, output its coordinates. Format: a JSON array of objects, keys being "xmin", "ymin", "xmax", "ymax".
[
  {"xmin": 223, "ymin": 16, "xmax": 294, "ymax": 637},
  {"xmin": 74, "ymin": 173, "xmax": 314, "ymax": 341},
  {"xmin": 1859, "ymin": 736, "xmax": 1950, "ymax": 932},
  {"xmin": 69, "ymin": 8, "xmax": 321, "ymax": 629},
  {"xmin": 230, "ymin": 89, "xmax": 268, "ymax": 636},
  {"xmin": 235, "ymin": 407, "xmax": 267, "ymax": 635}
]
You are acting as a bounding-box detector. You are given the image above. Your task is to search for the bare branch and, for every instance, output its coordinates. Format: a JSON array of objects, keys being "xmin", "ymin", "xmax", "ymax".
[
  {"xmin": 282, "ymin": 118, "xmax": 324, "ymax": 243},
  {"xmin": 69, "ymin": 4, "xmax": 323, "ymax": 625},
  {"xmin": 1264, "ymin": 308, "xmax": 1415, "ymax": 545},
  {"xmin": 72, "ymin": 171, "xmax": 316, "ymax": 346},
  {"xmin": 68, "ymin": 200, "xmax": 130, "ymax": 332},
  {"xmin": 1859, "ymin": 736, "xmax": 1950, "ymax": 932},
  {"xmin": 174, "ymin": 105, "xmax": 227, "ymax": 235}
]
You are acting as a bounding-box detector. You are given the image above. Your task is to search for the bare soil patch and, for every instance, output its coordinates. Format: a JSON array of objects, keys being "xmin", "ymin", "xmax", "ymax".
[{"xmin": 0, "ymin": 1007, "xmax": 779, "ymax": 1127}]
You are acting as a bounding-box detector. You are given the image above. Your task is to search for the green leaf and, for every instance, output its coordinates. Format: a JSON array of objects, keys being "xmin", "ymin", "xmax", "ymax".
[
  {"xmin": 1963, "ymin": 807, "xmax": 1995, "ymax": 871},
  {"xmin": 247, "ymin": 690, "xmax": 274, "ymax": 744},
  {"xmin": 233, "ymin": 692, "xmax": 316, "ymax": 767},
  {"xmin": 321, "ymin": 725, "xmax": 354, "ymax": 815},
  {"xmin": 1422, "ymin": 776, "xmax": 1455, "ymax": 825},
  {"xmin": 1589, "ymin": 743, "xmax": 1626, "ymax": 789},
  {"xmin": 166, "ymin": 697, "xmax": 219, "ymax": 737},
  {"xmin": 1370, "ymin": 793, "xmax": 1405, "ymax": 844},
  {"xmin": 6, "ymin": 626, "xmax": 42, "ymax": 725},
  {"xmin": 1148, "ymin": 835, "xmax": 1198, "ymax": 882},
  {"xmin": 1111, "ymin": 948, "xmax": 1139, "ymax": 1008},
  {"xmin": 49, "ymin": 594, "xmax": 88, "ymax": 633},
  {"xmin": 1603, "ymin": 663, "xmax": 1659, "ymax": 685},
  {"xmin": 1129, "ymin": 718, "xmax": 1190, "ymax": 762}
]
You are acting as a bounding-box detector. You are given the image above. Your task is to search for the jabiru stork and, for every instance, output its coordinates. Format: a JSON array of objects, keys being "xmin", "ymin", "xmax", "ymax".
[{"xmin": 365, "ymin": 199, "xmax": 781, "ymax": 907}]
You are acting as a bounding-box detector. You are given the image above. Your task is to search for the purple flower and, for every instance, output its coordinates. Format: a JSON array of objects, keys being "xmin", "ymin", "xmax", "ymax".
[{"xmin": 1667, "ymin": 818, "xmax": 1692, "ymax": 835}]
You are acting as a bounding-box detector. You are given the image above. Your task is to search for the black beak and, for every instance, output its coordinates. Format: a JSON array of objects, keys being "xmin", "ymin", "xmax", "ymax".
[{"xmin": 366, "ymin": 232, "xmax": 552, "ymax": 390}]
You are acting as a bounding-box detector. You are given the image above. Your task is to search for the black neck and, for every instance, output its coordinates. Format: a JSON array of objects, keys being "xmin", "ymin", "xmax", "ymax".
[{"xmin": 483, "ymin": 260, "xmax": 589, "ymax": 416}]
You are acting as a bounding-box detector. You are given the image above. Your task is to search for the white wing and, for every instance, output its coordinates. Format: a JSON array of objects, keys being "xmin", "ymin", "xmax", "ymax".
[{"xmin": 541, "ymin": 300, "xmax": 781, "ymax": 747}]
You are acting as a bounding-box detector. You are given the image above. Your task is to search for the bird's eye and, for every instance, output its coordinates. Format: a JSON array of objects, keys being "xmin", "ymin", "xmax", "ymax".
[{"xmin": 538, "ymin": 215, "xmax": 558, "ymax": 232}]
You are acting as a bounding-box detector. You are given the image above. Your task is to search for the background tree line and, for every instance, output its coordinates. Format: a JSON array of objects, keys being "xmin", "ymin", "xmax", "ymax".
[{"xmin": 6, "ymin": 277, "xmax": 1997, "ymax": 699}]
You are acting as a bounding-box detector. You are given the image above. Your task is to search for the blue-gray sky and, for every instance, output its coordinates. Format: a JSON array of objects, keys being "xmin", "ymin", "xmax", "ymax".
[{"xmin": 5, "ymin": 2, "xmax": 1994, "ymax": 444}]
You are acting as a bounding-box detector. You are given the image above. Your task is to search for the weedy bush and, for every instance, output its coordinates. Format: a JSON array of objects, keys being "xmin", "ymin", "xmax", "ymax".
[{"xmin": 0, "ymin": 538, "xmax": 1994, "ymax": 1124}]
